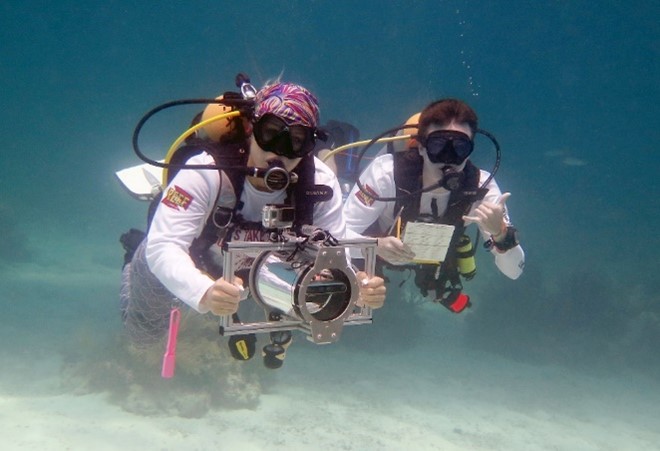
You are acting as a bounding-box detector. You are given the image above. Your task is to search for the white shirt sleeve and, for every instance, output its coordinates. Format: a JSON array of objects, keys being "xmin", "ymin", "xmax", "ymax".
[
  {"xmin": 342, "ymin": 154, "xmax": 396, "ymax": 239},
  {"xmin": 145, "ymin": 153, "xmax": 217, "ymax": 313},
  {"xmin": 470, "ymin": 170, "xmax": 525, "ymax": 280}
]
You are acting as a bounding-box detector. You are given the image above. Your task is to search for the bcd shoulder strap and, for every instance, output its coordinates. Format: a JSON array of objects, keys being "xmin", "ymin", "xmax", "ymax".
[
  {"xmin": 290, "ymin": 153, "xmax": 333, "ymax": 232},
  {"xmin": 393, "ymin": 150, "xmax": 424, "ymax": 223},
  {"xmin": 393, "ymin": 156, "xmax": 487, "ymax": 226}
]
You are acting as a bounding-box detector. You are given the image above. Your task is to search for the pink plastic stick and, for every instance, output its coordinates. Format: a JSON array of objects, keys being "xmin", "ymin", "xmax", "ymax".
[{"xmin": 161, "ymin": 307, "xmax": 181, "ymax": 378}]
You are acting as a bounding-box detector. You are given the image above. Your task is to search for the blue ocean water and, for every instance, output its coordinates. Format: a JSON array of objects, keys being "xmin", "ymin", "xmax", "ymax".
[{"xmin": 1, "ymin": 1, "xmax": 658, "ymax": 449}]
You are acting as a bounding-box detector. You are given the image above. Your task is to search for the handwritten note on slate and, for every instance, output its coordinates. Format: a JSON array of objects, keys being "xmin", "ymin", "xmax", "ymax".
[{"xmin": 402, "ymin": 222, "xmax": 455, "ymax": 264}]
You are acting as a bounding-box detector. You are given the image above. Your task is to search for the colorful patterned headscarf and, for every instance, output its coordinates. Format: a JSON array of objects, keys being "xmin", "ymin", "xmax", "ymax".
[{"xmin": 253, "ymin": 82, "xmax": 320, "ymax": 128}]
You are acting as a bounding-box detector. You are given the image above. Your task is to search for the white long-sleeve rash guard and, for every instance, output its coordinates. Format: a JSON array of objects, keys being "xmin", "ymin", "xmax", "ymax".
[
  {"xmin": 146, "ymin": 152, "xmax": 346, "ymax": 313},
  {"xmin": 342, "ymin": 154, "xmax": 525, "ymax": 280}
]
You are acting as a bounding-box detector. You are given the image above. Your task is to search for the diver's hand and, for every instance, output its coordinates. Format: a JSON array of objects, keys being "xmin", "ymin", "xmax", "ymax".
[
  {"xmin": 200, "ymin": 276, "xmax": 244, "ymax": 316},
  {"xmin": 356, "ymin": 271, "xmax": 386, "ymax": 309},
  {"xmin": 376, "ymin": 236, "xmax": 415, "ymax": 265},
  {"xmin": 463, "ymin": 192, "xmax": 511, "ymax": 240}
]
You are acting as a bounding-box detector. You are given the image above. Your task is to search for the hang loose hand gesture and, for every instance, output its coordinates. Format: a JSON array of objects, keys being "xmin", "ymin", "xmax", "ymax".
[{"xmin": 463, "ymin": 192, "xmax": 511, "ymax": 240}]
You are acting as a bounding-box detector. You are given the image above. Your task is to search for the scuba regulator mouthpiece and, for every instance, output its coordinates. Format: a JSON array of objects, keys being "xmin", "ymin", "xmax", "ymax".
[
  {"xmin": 440, "ymin": 165, "xmax": 465, "ymax": 191},
  {"xmin": 246, "ymin": 159, "xmax": 298, "ymax": 191}
]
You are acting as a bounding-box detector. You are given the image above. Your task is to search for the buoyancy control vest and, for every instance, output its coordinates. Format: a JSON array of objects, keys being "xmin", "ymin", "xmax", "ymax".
[
  {"xmin": 385, "ymin": 149, "xmax": 489, "ymax": 312},
  {"xmin": 147, "ymin": 135, "xmax": 322, "ymax": 279}
]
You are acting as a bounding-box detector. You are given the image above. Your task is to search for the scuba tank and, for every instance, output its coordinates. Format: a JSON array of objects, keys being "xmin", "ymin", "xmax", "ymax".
[{"xmin": 456, "ymin": 234, "xmax": 476, "ymax": 280}]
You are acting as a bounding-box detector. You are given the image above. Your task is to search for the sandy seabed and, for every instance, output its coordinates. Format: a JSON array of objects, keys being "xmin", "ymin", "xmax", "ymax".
[
  {"xmin": 1, "ymin": 246, "xmax": 658, "ymax": 450},
  {"xmin": 1, "ymin": 339, "xmax": 659, "ymax": 451}
]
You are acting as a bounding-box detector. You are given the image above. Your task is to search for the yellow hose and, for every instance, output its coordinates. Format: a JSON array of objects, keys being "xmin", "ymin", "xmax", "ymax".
[
  {"xmin": 162, "ymin": 110, "xmax": 241, "ymax": 185},
  {"xmin": 320, "ymin": 134, "xmax": 412, "ymax": 162}
]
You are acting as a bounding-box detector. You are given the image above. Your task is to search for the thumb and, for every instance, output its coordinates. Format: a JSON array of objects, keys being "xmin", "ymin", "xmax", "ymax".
[
  {"xmin": 356, "ymin": 271, "xmax": 371, "ymax": 288},
  {"xmin": 498, "ymin": 192, "xmax": 512, "ymax": 207},
  {"xmin": 381, "ymin": 236, "xmax": 403, "ymax": 249}
]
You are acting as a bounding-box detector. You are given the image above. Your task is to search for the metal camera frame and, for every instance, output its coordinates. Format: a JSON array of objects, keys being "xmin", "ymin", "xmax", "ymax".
[{"xmin": 219, "ymin": 234, "xmax": 377, "ymax": 344}]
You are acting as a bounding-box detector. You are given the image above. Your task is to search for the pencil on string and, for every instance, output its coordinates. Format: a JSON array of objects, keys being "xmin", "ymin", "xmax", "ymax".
[{"xmin": 387, "ymin": 206, "xmax": 405, "ymax": 237}]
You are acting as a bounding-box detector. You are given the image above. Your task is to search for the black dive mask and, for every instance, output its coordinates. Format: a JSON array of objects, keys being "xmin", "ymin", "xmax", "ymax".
[
  {"xmin": 253, "ymin": 114, "xmax": 317, "ymax": 159},
  {"xmin": 421, "ymin": 130, "xmax": 474, "ymax": 165}
]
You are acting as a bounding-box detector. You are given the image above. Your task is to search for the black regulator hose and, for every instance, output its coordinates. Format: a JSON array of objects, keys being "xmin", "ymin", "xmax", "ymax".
[
  {"xmin": 474, "ymin": 128, "xmax": 501, "ymax": 189},
  {"xmin": 131, "ymin": 97, "xmax": 254, "ymax": 170},
  {"xmin": 352, "ymin": 125, "xmax": 501, "ymax": 203}
]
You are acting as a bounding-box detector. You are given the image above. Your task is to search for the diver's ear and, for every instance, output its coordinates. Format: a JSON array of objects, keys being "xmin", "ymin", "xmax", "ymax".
[
  {"xmin": 315, "ymin": 128, "xmax": 329, "ymax": 142},
  {"xmin": 245, "ymin": 121, "xmax": 253, "ymax": 136}
]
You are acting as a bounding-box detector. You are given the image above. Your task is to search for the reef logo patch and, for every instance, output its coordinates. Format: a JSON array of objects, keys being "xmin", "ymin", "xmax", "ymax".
[
  {"xmin": 162, "ymin": 185, "xmax": 193, "ymax": 211},
  {"xmin": 355, "ymin": 183, "xmax": 377, "ymax": 206}
]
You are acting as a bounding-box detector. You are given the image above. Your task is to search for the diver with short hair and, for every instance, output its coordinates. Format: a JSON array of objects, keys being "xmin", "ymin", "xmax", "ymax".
[{"xmin": 343, "ymin": 98, "xmax": 524, "ymax": 312}]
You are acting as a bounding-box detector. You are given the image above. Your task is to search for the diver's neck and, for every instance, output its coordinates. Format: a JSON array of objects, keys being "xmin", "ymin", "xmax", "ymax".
[
  {"xmin": 422, "ymin": 164, "xmax": 444, "ymax": 191},
  {"xmin": 247, "ymin": 175, "xmax": 272, "ymax": 192}
]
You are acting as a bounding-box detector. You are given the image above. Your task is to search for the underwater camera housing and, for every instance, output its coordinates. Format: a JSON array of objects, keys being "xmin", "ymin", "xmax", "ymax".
[{"xmin": 219, "ymin": 206, "xmax": 377, "ymax": 344}]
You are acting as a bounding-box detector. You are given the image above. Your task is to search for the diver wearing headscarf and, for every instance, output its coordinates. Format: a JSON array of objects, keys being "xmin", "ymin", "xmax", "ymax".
[{"xmin": 121, "ymin": 81, "xmax": 386, "ymax": 346}]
